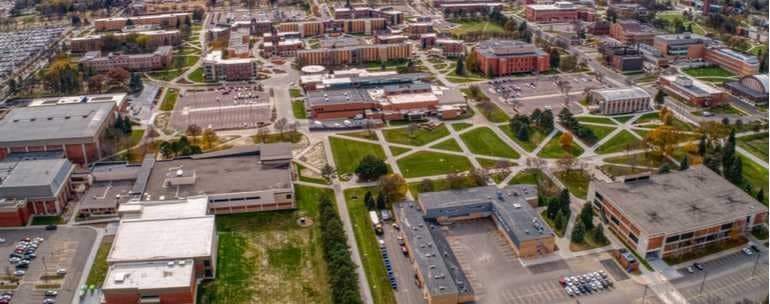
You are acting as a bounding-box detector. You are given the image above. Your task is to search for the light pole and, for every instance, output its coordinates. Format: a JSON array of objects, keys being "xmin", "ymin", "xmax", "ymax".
[
  {"xmin": 698, "ymin": 270, "xmax": 708, "ymax": 295},
  {"xmin": 751, "ymin": 251, "xmax": 762, "ymax": 277},
  {"xmin": 641, "ymin": 284, "xmax": 648, "ymax": 304}
]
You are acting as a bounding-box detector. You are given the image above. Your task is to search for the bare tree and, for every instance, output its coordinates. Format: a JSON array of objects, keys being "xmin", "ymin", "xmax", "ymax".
[
  {"xmin": 274, "ymin": 117, "xmax": 288, "ymax": 137},
  {"xmin": 256, "ymin": 127, "xmax": 270, "ymax": 143},
  {"xmin": 364, "ymin": 119, "xmax": 376, "ymax": 136},
  {"xmin": 321, "ymin": 164, "xmax": 336, "ymax": 180},
  {"xmin": 185, "ymin": 124, "xmax": 202, "ymax": 143},
  {"xmin": 407, "ymin": 123, "xmax": 419, "ymax": 138},
  {"xmin": 556, "ymin": 78, "xmax": 572, "ymax": 106}
]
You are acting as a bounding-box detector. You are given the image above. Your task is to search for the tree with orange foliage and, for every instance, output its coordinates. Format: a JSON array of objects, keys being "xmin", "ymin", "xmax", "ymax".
[
  {"xmin": 560, "ymin": 132, "xmax": 574, "ymax": 150},
  {"xmin": 644, "ymin": 125, "xmax": 681, "ymax": 156}
]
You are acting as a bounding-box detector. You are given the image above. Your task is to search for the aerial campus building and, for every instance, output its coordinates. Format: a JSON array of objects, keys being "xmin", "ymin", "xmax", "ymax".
[
  {"xmin": 69, "ymin": 30, "xmax": 182, "ymax": 53},
  {"xmin": 658, "ymin": 74, "xmax": 727, "ymax": 107},
  {"xmin": 398, "ymin": 185, "xmax": 556, "ymax": 304},
  {"xmin": 79, "ymin": 45, "xmax": 174, "ymax": 72},
  {"xmin": 524, "ymin": 2, "xmax": 578, "ymax": 23},
  {"xmin": 725, "ymin": 74, "xmax": 769, "ymax": 106},
  {"xmin": 0, "ymin": 158, "xmax": 75, "ymax": 226},
  {"xmin": 201, "ymin": 50, "xmax": 260, "ymax": 81},
  {"xmin": 588, "ymin": 166, "xmax": 768, "ymax": 260},
  {"xmin": 93, "ymin": 13, "xmax": 192, "ymax": 31},
  {"xmin": 590, "ymin": 86, "xmax": 651, "ymax": 115},
  {"xmin": 609, "ymin": 20, "xmax": 658, "ymax": 46},
  {"xmin": 471, "ymin": 40, "xmax": 550, "ymax": 77}
]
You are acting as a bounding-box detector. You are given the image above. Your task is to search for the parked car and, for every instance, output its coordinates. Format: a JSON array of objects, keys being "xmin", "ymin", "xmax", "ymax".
[
  {"xmin": 750, "ymin": 244, "xmax": 760, "ymax": 253},
  {"xmin": 45, "ymin": 224, "xmax": 57, "ymax": 231},
  {"xmin": 44, "ymin": 290, "xmax": 57, "ymax": 297},
  {"xmin": 742, "ymin": 247, "xmax": 753, "ymax": 256},
  {"xmin": 693, "ymin": 262, "xmax": 704, "ymax": 271},
  {"xmin": 56, "ymin": 268, "xmax": 67, "ymax": 275},
  {"xmin": 686, "ymin": 266, "xmax": 695, "ymax": 273},
  {"xmin": 13, "ymin": 270, "xmax": 24, "ymax": 276}
]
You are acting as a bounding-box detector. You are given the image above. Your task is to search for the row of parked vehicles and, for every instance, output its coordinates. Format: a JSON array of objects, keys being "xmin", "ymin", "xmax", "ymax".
[
  {"xmin": 559, "ymin": 271, "xmax": 613, "ymax": 297},
  {"xmin": 4, "ymin": 236, "xmax": 60, "ymax": 303},
  {"xmin": 379, "ymin": 240, "xmax": 398, "ymax": 290}
]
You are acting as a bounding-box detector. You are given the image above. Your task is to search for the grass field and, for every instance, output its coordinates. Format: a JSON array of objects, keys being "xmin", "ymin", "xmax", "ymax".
[
  {"xmin": 159, "ymin": 88, "xmax": 178, "ymax": 111},
  {"xmin": 554, "ymin": 169, "xmax": 591, "ymax": 199},
  {"xmin": 390, "ymin": 146, "xmax": 410, "ymax": 156},
  {"xmin": 538, "ymin": 131, "xmax": 584, "ymax": 158},
  {"xmin": 407, "ymin": 177, "xmax": 480, "ymax": 197},
  {"xmin": 188, "ymin": 67, "xmax": 205, "ymax": 82},
  {"xmin": 738, "ymin": 155, "xmax": 768, "ymax": 205},
  {"xmin": 599, "ymin": 165, "xmax": 652, "ymax": 178},
  {"xmin": 583, "ymin": 124, "xmax": 616, "ymax": 143},
  {"xmin": 344, "ymin": 187, "xmax": 398, "ymax": 304},
  {"xmin": 683, "ymin": 66, "xmax": 736, "ymax": 78},
  {"xmin": 451, "ymin": 122, "xmax": 473, "ymax": 131},
  {"xmin": 508, "ymin": 168, "xmax": 559, "ymax": 195},
  {"xmin": 329, "ymin": 137, "xmax": 387, "ymax": 174},
  {"xmin": 604, "ymin": 153, "xmax": 673, "ymax": 168},
  {"xmin": 612, "ymin": 115, "xmax": 635, "ymax": 123},
  {"xmin": 198, "ymin": 185, "xmax": 334, "ymax": 304},
  {"xmin": 633, "ymin": 112, "xmax": 660, "ymax": 125},
  {"xmin": 397, "ymin": 151, "xmax": 473, "ymax": 178},
  {"xmin": 449, "ymin": 20, "xmax": 506, "ymax": 36},
  {"xmin": 476, "ymin": 157, "xmax": 499, "ymax": 169},
  {"xmin": 289, "ymin": 88, "xmax": 303, "ymax": 98},
  {"xmin": 382, "ymin": 125, "xmax": 450, "ymax": 146},
  {"xmin": 431, "ymin": 138, "xmax": 463, "ymax": 152},
  {"xmin": 477, "ymin": 103, "xmax": 510, "ymax": 123},
  {"xmin": 30, "ymin": 216, "xmax": 63, "ymax": 225},
  {"xmin": 340, "ymin": 130, "xmax": 378, "ymax": 141},
  {"xmin": 292, "ymin": 100, "xmax": 307, "ymax": 119},
  {"xmin": 460, "ymin": 127, "xmax": 519, "ymax": 158},
  {"xmin": 738, "ymin": 132, "xmax": 768, "ymax": 162},
  {"xmin": 85, "ymin": 241, "xmax": 112, "ymax": 286},
  {"xmin": 576, "ymin": 116, "xmax": 617, "ymax": 125},
  {"xmin": 501, "ymin": 126, "xmax": 548, "ymax": 152},
  {"xmin": 595, "ymin": 130, "xmax": 642, "ymax": 154}
]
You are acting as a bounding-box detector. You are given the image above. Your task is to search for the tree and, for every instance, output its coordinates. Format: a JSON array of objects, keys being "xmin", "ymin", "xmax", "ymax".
[
  {"xmin": 41, "ymin": 58, "xmax": 80, "ymax": 94},
  {"xmin": 377, "ymin": 174, "xmax": 407, "ymax": 205},
  {"xmin": 446, "ymin": 173, "xmax": 466, "ymax": 189},
  {"xmin": 571, "ymin": 222, "xmax": 586, "ymax": 243},
  {"xmin": 185, "ymin": 124, "xmax": 202, "ymax": 143},
  {"xmin": 518, "ymin": 21, "xmax": 528, "ymax": 32},
  {"xmin": 578, "ymin": 203, "xmax": 594, "ymax": 230},
  {"xmin": 697, "ymin": 134, "xmax": 708, "ymax": 156},
  {"xmin": 375, "ymin": 193, "xmax": 386, "ymax": 210},
  {"xmin": 659, "ymin": 163, "xmax": 671, "ymax": 174},
  {"xmin": 539, "ymin": 109, "xmax": 554, "ymax": 133},
  {"xmin": 592, "ymin": 223, "xmax": 609, "ymax": 245},
  {"xmin": 201, "ymin": 128, "xmax": 218, "ymax": 149},
  {"xmin": 364, "ymin": 191, "xmax": 375, "ymax": 210},
  {"xmin": 546, "ymin": 198, "xmax": 560, "ymax": 219},
  {"xmin": 516, "ymin": 125, "xmax": 530, "ymax": 141},
  {"xmin": 419, "ymin": 179, "xmax": 434, "ymax": 193},
  {"xmin": 559, "ymin": 55, "xmax": 578, "ymax": 72},
  {"xmin": 756, "ymin": 189, "xmax": 764, "ymax": 203},
  {"xmin": 321, "ymin": 164, "xmax": 336, "ymax": 180},
  {"xmin": 559, "ymin": 189, "xmax": 571, "ymax": 217},
  {"xmin": 465, "ymin": 53, "xmax": 480, "ymax": 74},
  {"xmin": 114, "ymin": 115, "xmax": 125, "ymax": 133},
  {"xmin": 87, "ymin": 74, "xmax": 105, "ymax": 93},
  {"xmin": 455, "ymin": 55, "xmax": 465, "ymax": 76},
  {"xmin": 355, "ymin": 154, "xmax": 388, "ymax": 181},
  {"xmin": 679, "ymin": 155, "xmax": 690, "ymax": 171},
  {"xmin": 407, "ymin": 123, "xmax": 419, "ymax": 138},
  {"xmin": 745, "ymin": 184, "xmax": 753, "ymax": 195},
  {"xmin": 559, "ymin": 132, "xmax": 574, "ymax": 150},
  {"xmin": 644, "ymin": 125, "xmax": 681, "ymax": 156},
  {"xmin": 468, "ymin": 169, "xmax": 488, "ymax": 186},
  {"xmin": 726, "ymin": 155, "xmax": 743, "ymax": 185},
  {"xmin": 549, "ymin": 48, "xmax": 561, "ymax": 69},
  {"xmin": 275, "ymin": 117, "xmax": 288, "ymax": 137},
  {"xmin": 129, "ymin": 72, "xmax": 143, "ymax": 92},
  {"xmin": 7, "ymin": 78, "xmax": 17, "ymax": 93},
  {"xmin": 654, "ymin": 90, "xmax": 665, "ymax": 106}
]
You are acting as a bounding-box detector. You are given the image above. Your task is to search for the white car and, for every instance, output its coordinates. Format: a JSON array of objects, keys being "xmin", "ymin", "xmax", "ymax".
[
  {"xmin": 13, "ymin": 270, "xmax": 24, "ymax": 276},
  {"xmin": 56, "ymin": 268, "xmax": 67, "ymax": 275},
  {"xmin": 742, "ymin": 247, "xmax": 753, "ymax": 256}
]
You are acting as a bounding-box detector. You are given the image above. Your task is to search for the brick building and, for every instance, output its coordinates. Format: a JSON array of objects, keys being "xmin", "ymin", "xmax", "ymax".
[
  {"xmin": 296, "ymin": 43, "xmax": 410, "ymax": 66},
  {"xmin": 0, "ymin": 102, "xmax": 117, "ymax": 165},
  {"xmin": 472, "ymin": 40, "xmax": 549, "ymax": 77},
  {"xmin": 333, "ymin": 6, "xmax": 403, "ymax": 25},
  {"xmin": 201, "ymin": 50, "xmax": 259, "ymax": 81},
  {"xmin": 69, "ymin": 30, "xmax": 182, "ymax": 53},
  {"xmin": 435, "ymin": 39, "xmax": 465, "ymax": 57},
  {"xmin": 590, "ymin": 86, "xmax": 651, "ymax": 115},
  {"xmin": 0, "ymin": 158, "xmax": 75, "ymax": 226},
  {"xmin": 439, "ymin": 2, "xmax": 503, "ymax": 17},
  {"xmin": 525, "ymin": 2, "xmax": 578, "ymax": 23},
  {"xmin": 277, "ymin": 18, "xmax": 387, "ymax": 37},
  {"xmin": 704, "ymin": 47, "xmax": 760, "ymax": 77},
  {"xmin": 588, "ymin": 167, "xmax": 768, "ymax": 260},
  {"xmin": 609, "ymin": 20, "xmax": 658, "ymax": 45},
  {"xmin": 599, "ymin": 45, "xmax": 644, "ymax": 72},
  {"xmin": 653, "ymin": 33, "xmax": 708, "ymax": 60},
  {"xmin": 725, "ymin": 74, "xmax": 768, "ymax": 105},
  {"xmin": 94, "ymin": 13, "xmax": 192, "ymax": 31},
  {"xmin": 658, "ymin": 74, "xmax": 727, "ymax": 107},
  {"xmin": 79, "ymin": 46, "xmax": 173, "ymax": 72}
]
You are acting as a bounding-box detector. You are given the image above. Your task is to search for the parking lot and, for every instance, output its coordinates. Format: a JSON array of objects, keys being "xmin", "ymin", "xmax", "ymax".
[
  {"xmin": 483, "ymin": 73, "xmax": 608, "ymax": 115},
  {"xmin": 0, "ymin": 227, "xmax": 96, "ymax": 304},
  {"xmin": 170, "ymin": 86, "xmax": 272, "ymax": 131},
  {"xmin": 440, "ymin": 219, "xmax": 659, "ymax": 304}
]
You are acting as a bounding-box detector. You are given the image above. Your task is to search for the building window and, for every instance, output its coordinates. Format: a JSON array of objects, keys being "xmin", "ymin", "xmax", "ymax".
[
  {"xmin": 665, "ymin": 235, "xmax": 680, "ymax": 243},
  {"xmin": 628, "ymin": 232, "xmax": 639, "ymax": 244},
  {"xmin": 286, "ymin": 194, "xmax": 292, "ymax": 199},
  {"xmin": 721, "ymin": 223, "xmax": 734, "ymax": 230},
  {"xmin": 680, "ymin": 232, "xmax": 694, "ymax": 240}
]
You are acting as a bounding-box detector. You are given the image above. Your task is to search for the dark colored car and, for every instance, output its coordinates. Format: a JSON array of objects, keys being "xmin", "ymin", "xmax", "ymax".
[
  {"xmin": 45, "ymin": 224, "xmax": 57, "ymax": 231},
  {"xmin": 693, "ymin": 263, "xmax": 704, "ymax": 271}
]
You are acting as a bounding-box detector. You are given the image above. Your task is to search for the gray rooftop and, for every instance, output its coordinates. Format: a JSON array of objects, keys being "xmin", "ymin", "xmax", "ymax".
[
  {"xmin": 0, "ymin": 159, "xmax": 73, "ymax": 199},
  {"xmin": 475, "ymin": 40, "xmax": 543, "ymax": 58},
  {"xmin": 419, "ymin": 185, "xmax": 551, "ymax": 245},
  {"xmin": 397, "ymin": 201, "xmax": 473, "ymax": 298},
  {"xmin": 144, "ymin": 145, "xmax": 292, "ymax": 199},
  {"xmin": 0, "ymin": 102, "xmax": 116, "ymax": 146},
  {"xmin": 307, "ymin": 88, "xmax": 374, "ymax": 106},
  {"xmin": 79, "ymin": 180, "xmax": 133, "ymax": 210},
  {"xmin": 591, "ymin": 166, "xmax": 768, "ymax": 236},
  {"xmin": 592, "ymin": 86, "xmax": 651, "ymax": 101}
]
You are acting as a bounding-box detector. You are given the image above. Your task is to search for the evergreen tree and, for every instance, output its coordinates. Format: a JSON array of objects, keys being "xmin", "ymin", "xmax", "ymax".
[
  {"xmin": 727, "ymin": 156, "xmax": 743, "ymax": 185},
  {"xmin": 697, "ymin": 134, "xmax": 708, "ymax": 156},
  {"xmin": 704, "ymin": 153, "xmax": 722, "ymax": 175},
  {"xmin": 659, "ymin": 163, "xmax": 671, "ymax": 174},
  {"xmin": 376, "ymin": 193, "xmax": 386, "ymax": 210},
  {"xmin": 539, "ymin": 109, "xmax": 554, "ymax": 133},
  {"xmin": 363, "ymin": 191, "xmax": 375, "ymax": 210},
  {"xmin": 531, "ymin": 108, "xmax": 543, "ymax": 126},
  {"xmin": 571, "ymin": 222, "xmax": 585, "ymax": 243},
  {"xmin": 559, "ymin": 189, "xmax": 571, "ymax": 217},
  {"xmin": 549, "ymin": 48, "xmax": 561, "ymax": 69},
  {"xmin": 592, "ymin": 224, "xmax": 609, "ymax": 244},
  {"xmin": 546, "ymin": 198, "xmax": 560, "ymax": 219},
  {"xmin": 654, "ymin": 90, "xmax": 665, "ymax": 105},
  {"xmin": 455, "ymin": 56, "xmax": 465, "ymax": 76},
  {"xmin": 745, "ymin": 184, "xmax": 753, "ymax": 194},
  {"xmin": 114, "ymin": 115, "xmax": 124, "ymax": 132},
  {"xmin": 129, "ymin": 72, "xmax": 143, "ymax": 92},
  {"xmin": 756, "ymin": 189, "xmax": 764, "ymax": 203},
  {"xmin": 578, "ymin": 203, "xmax": 594, "ymax": 230},
  {"xmin": 554, "ymin": 211, "xmax": 565, "ymax": 232},
  {"xmin": 123, "ymin": 116, "xmax": 133, "ymax": 133},
  {"xmin": 355, "ymin": 154, "xmax": 388, "ymax": 181},
  {"xmin": 679, "ymin": 155, "xmax": 690, "ymax": 171},
  {"xmin": 516, "ymin": 125, "xmax": 530, "ymax": 141}
]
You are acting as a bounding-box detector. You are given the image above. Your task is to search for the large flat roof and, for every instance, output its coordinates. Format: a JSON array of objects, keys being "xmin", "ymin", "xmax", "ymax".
[
  {"xmin": 103, "ymin": 259, "xmax": 195, "ymax": 291},
  {"xmin": 144, "ymin": 146, "xmax": 292, "ymax": 200},
  {"xmin": 0, "ymin": 102, "xmax": 116, "ymax": 146},
  {"xmin": 475, "ymin": 40, "xmax": 543, "ymax": 58},
  {"xmin": 78, "ymin": 180, "xmax": 133, "ymax": 210},
  {"xmin": 108, "ymin": 215, "xmax": 215, "ymax": 263},
  {"xmin": 592, "ymin": 86, "xmax": 651, "ymax": 101},
  {"xmin": 0, "ymin": 159, "xmax": 73, "ymax": 199},
  {"xmin": 591, "ymin": 166, "xmax": 768, "ymax": 236}
]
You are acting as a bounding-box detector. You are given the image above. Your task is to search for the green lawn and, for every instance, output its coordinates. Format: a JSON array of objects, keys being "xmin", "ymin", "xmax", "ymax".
[
  {"xmin": 595, "ymin": 130, "xmax": 642, "ymax": 154},
  {"xmin": 633, "ymin": 112, "xmax": 660, "ymax": 125},
  {"xmin": 397, "ymin": 151, "xmax": 473, "ymax": 178},
  {"xmin": 296, "ymin": 163, "xmax": 328, "ymax": 185},
  {"xmin": 251, "ymin": 131, "xmax": 304, "ymax": 144},
  {"xmin": 501, "ymin": 126, "xmax": 548, "ymax": 152},
  {"xmin": 382, "ymin": 125, "xmax": 450, "ymax": 146},
  {"xmin": 292, "ymin": 100, "xmax": 307, "ymax": 119},
  {"xmin": 508, "ymin": 168, "xmax": 558, "ymax": 195},
  {"xmin": 449, "ymin": 20, "xmax": 506, "ymax": 36},
  {"xmin": 683, "ymin": 66, "xmax": 736, "ymax": 78},
  {"xmin": 476, "ymin": 157, "xmax": 500, "ymax": 169},
  {"xmin": 85, "ymin": 241, "xmax": 112, "ymax": 286},
  {"xmin": 478, "ymin": 103, "xmax": 510, "ymax": 123},
  {"xmin": 188, "ymin": 67, "xmax": 206, "ymax": 82},
  {"xmin": 738, "ymin": 132, "xmax": 768, "ymax": 162},
  {"xmin": 343, "ymin": 187, "xmax": 398, "ymax": 304},
  {"xmin": 451, "ymin": 122, "xmax": 473, "ymax": 131},
  {"xmin": 538, "ymin": 131, "xmax": 584, "ymax": 159},
  {"xmin": 289, "ymin": 88, "xmax": 303, "ymax": 98},
  {"xmin": 339, "ymin": 130, "xmax": 378, "ymax": 141},
  {"xmin": 599, "ymin": 165, "xmax": 652, "ymax": 178},
  {"xmin": 159, "ymin": 88, "xmax": 178, "ymax": 111},
  {"xmin": 430, "ymin": 138, "xmax": 463, "ymax": 152},
  {"xmin": 390, "ymin": 146, "xmax": 410, "ymax": 156},
  {"xmin": 583, "ymin": 124, "xmax": 616, "ymax": 143},
  {"xmin": 329, "ymin": 137, "xmax": 387, "ymax": 174},
  {"xmin": 738, "ymin": 155, "xmax": 768, "ymax": 205},
  {"xmin": 460, "ymin": 127, "xmax": 519, "ymax": 158},
  {"xmin": 147, "ymin": 68, "xmax": 186, "ymax": 81},
  {"xmin": 407, "ymin": 177, "xmax": 480, "ymax": 197},
  {"xmin": 604, "ymin": 153, "xmax": 673, "ymax": 168},
  {"xmin": 30, "ymin": 216, "xmax": 63, "ymax": 225},
  {"xmin": 198, "ymin": 185, "xmax": 334, "ymax": 304},
  {"xmin": 612, "ymin": 115, "xmax": 636, "ymax": 123},
  {"xmin": 554, "ymin": 170, "xmax": 591, "ymax": 199},
  {"xmin": 576, "ymin": 116, "xmax": 617, "ymax": 125}
]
